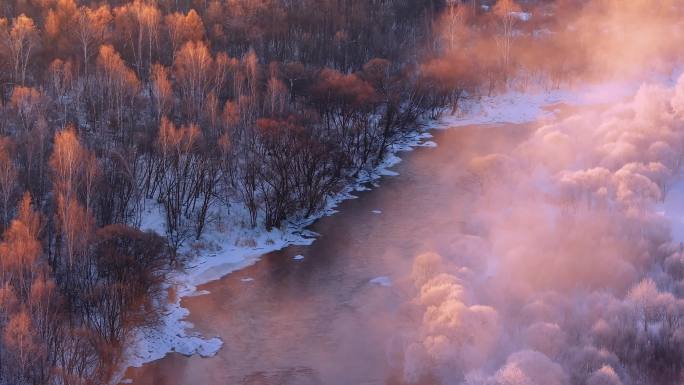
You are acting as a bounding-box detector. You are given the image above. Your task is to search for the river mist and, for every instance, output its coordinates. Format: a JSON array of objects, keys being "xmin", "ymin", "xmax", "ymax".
[
  {"xmin": 397, "ymin": 78, "xmax": 684, "ymax": 385},
  {"xmin": 394, "ymin": 1, "xmax": 684, "ymax": 383}
]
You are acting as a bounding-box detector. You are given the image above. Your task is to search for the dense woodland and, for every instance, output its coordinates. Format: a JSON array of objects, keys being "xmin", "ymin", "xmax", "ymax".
[
  {"xmin": 0, "ymin": 0, "xmax": 637, "ymax": 383},
  {"xmin": 0, "ymin": 0, "xmax": 467, "ymax": 383}
]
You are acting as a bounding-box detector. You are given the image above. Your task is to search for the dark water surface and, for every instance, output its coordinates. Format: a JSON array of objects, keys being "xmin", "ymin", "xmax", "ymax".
[{"xmin": 123, "ymin": 124, "xmax": 531, "ymax": 385}]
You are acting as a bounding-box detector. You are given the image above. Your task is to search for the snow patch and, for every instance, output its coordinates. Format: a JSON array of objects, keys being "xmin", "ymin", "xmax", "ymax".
[
  {"xmin": 418, "ymin": 140, "xmax": 438, "ymax": 148},
  {"xmin": 438, "ymin": 81, "xmax": 645, "ymax": 128},
  {"xmin": 293, "ymin": 254, "xmax": 305, "ymax": 261},
  {"xmin": 370, "ymin": 276, "xmax": 392, "ymax": 287},
  {"xmin": 511, "ymin": 11, "xmax": 531, "ymax": 21},
  {"xmin": 187, "ymin": 290, "xmax": 210, "ymax": 297}
]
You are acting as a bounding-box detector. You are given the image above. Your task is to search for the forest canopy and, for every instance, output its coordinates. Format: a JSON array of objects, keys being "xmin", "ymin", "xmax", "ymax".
[{"xmin": 0, "ymin": 0, "xmax": 458, "ymax": 383}]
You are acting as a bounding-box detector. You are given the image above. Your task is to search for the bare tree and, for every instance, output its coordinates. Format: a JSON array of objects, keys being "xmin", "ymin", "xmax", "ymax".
[
  {"xmin": 151, "ymin": 63, "xmax": 173, "ymax": 123},
  {"xmin": 94, "ymin": 44, "xmax": 141, "ymax": 135},
  {"xmin": 73, "ymin": 5, "xmax": 112, "ymax": 78},
  {"xmin": 10, "ymin": 86, "xmax": 44, "ymax": 132},
  {"xmin": 0, "ymin": 14, "xmax": 39, "ymax": 85},
  {"xmin": 164, "ymin": 9, "xmax": 205, "ymax": 62},
  {"xmin": 493, "ymin": 0, "xmax": 521, "ymax": 79},
  {"xmin": 113, "ymin": 0, "xmax": 161, "ymax": 79},
  {"xmin": 0, "ymin": 138, "xmax": 18, "ymax": 229},
  {"xmin": 173, "ymin": 40, "xmax": 214, "ymax": 122}
]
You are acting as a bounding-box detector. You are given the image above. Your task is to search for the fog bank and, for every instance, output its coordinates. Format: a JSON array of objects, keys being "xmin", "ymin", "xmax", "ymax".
[{"xmin": 395, "ymin": 74, "xmax": 684, "ymax": 385}]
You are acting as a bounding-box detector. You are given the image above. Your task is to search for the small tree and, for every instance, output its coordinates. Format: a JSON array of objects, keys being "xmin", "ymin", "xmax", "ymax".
[
  {"xmin": 0, "ymin": 14, "xmax": 39, "ymax": 85},
  {"xmin": 493, "ymin": 0, "xmax": 521, "ymax": 79},
  {"xmin": 0, "ymin": 138, "xmax": 18, "ymax": 229}
]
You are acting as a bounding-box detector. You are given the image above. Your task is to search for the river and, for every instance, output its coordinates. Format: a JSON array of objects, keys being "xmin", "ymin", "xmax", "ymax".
[{"xmin": 122, "ymin": 122, "xmax": 532, "ymax": 385}]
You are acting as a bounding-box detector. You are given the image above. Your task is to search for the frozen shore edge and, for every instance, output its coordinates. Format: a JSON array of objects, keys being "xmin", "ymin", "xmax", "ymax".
[{"xmin": 114, "ymin": 80, "xmax": 647, "ymax": 383}]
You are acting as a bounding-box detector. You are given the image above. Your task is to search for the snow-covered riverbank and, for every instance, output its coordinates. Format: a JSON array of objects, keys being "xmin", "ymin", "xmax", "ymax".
[
  {"xmin": 117, "ymin": 124, "xmax": 438, "ymax": 381},
  {"xmin": 115, "ymin": 76, "xmax": 668, "ymax": 383}
]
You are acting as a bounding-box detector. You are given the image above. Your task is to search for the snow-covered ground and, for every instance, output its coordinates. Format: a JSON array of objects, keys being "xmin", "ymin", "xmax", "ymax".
[
  {"xmin": 439, "ymin": 81, "xmax": 646, "ymax": 127},
  {"xmin": 116, "ymin": 75, "xmax": 682, "ymax": 383}
]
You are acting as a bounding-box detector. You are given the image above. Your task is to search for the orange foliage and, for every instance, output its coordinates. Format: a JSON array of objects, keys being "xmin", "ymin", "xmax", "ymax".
[{"xmin": 48, "ymin": 126, "xmax": 85, "ymax": 201}]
